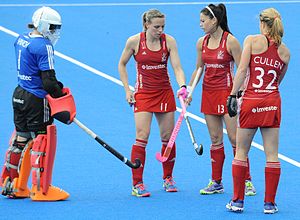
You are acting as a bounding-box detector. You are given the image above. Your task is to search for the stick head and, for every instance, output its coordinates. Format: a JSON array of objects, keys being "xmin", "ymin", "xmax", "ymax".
[
  {"xmin": 132, "ymin": 158, "xmax": 142, "ymax": 169},
  {"xmin": 195, "ymin": 144, "xmax": 203, "ymax": 155},
  {"xmin": 155, "ymin": 152, "xmax": 168, "ymax": 163}
]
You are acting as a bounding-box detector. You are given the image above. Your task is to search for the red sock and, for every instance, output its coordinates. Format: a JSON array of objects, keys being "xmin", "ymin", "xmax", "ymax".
[
  {"xmin": 131, "ymin": 139, "xmax": 147, "ymax": 186},
  {"xmin": 211, "ymin": 143, "xmax": 225, "ymax": 182},
  {"xmin": 265, "ymin": 162, "xmax": 281, "ymax": 203},
  {"xmin": 232, "ymin": 159, "xmax": 248, "ymax": 201},
  {"xmin": 232, "ymin": 146, "xmax": 252, "ymax": 181},
  {"xmin": 161, "ymin": 140, "xmax": 176, "ymax": 179}
]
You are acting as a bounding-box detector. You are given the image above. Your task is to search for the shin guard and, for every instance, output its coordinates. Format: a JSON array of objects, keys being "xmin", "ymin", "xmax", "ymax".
[
  {"xmin": 1, "ymin": 131, "xmax": 32, "ymax": 198},
  {"xmin": 1, "ymin": 131, "xmax": 19, "ymax": 183},
  {"xmin": 31, "ymin": 125, "xmax": 57, "ymax": 194}
]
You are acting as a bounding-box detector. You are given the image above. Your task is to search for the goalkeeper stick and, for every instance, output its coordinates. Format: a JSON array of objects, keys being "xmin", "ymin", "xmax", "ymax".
[{"xmin": 73, "ymin": 118, "xmax": 141, "ymax": 169}]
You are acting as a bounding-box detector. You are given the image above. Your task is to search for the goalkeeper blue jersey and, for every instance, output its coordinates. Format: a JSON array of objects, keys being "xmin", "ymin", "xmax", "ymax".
[{"xmin": 14, "ymin": 32, "xmax": 55, "ymax": 98}]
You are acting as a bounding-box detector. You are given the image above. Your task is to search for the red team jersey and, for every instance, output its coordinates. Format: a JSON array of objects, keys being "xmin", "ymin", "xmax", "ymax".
[
  {"xmin": 201, "ymin": 31, "xmax": 234, "ymax": 115},
  {"xmin": 133, "ymin": 32, "xmax": 176, "ymax": 113},
  {"xmin": 238, "ymin": 37, "xmax": 286, "ymax": 128}
]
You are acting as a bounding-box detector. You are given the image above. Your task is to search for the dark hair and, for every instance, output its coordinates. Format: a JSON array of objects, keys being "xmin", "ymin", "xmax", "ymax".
[{"xmin": 201, "ymin": 3, "xmax": 231, "ymax": 34}]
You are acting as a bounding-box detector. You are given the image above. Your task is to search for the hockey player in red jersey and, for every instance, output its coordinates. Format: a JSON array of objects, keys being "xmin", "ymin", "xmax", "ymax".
[
  {"xmin": 118, "ymin": 9, "xmax": 187, "ymax": 197},
  {"xmin": 226, "ymin": 8, "xmax": 290, "ymax": 214},
  {"xmin": 187, "ymin": 4, "xmax": 256, "ymax": 196}
]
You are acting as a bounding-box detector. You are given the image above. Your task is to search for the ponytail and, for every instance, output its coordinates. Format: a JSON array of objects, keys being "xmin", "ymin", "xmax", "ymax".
[
  {"xmin": 218, "ymin": 4, "xmax": 231, "ymax": 34},
  {"xmin": 260, "ymin": 8, "xmax": 284, "ymax": 45},
  {"xmin": 201, "ymin": 4, "xmax": 231, "ymax": 34}
]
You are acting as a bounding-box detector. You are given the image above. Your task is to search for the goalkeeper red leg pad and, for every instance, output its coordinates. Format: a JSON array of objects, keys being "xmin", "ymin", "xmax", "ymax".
[
  {"xmin": 46, "ymin": 88, "xmax": 76, "ymax": 124},
  {"xmin": 10, "ymin": 141, "xmax": 32, "ymax": 198},
  {"xmin": 1, "ymin": 131, "xmax": 18, "ymax": 183},
  {"xmin": 1, "ymin": 133, "xmax": 32, "ymax": 198},
  {"xmin": 30, "ymin": 125, "xmax": 69, "ymax": 201}
]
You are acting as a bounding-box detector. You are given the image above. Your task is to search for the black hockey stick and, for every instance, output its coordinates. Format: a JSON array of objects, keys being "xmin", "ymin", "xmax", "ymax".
[{"xmin": 73, "ymin": 118, "xmax": 141, "ymax": 169}]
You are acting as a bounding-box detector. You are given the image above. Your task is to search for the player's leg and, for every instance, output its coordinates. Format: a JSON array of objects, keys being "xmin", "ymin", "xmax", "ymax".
[
  {"xmin": 131, "ymin": 112, "xmax": 152, "ymax": 197},
  {"xmin": 226, "ymin": 127, "xmax": 256, "ymax": 212},
  {"xmin": 155, "ymin": 111, "xmax": 177, "ymax": 192},
  {"xmin": 30, "ymin": 124, "xmax": 69, "ymax": 201},
  {"xmin": 1, "ymin": 87, "xmax": 34, "ymax": 198},
  {"xmin": 1, "ymin": 131, "xmax": 32, "ymax": 198},
  {"xmin": 261, "ymin": 127, "xmax": 280, "ymax": 214},
  {"xmin": 200, "ymin": 114, "xmax": 225, "ymax": 195},
  {"xmin": 224, "ymin": 114, "xmax": 256, "ymax": 196},
  {"xmin": 24, "ymin": 91, "xmax": 68, "ymax": 201}
]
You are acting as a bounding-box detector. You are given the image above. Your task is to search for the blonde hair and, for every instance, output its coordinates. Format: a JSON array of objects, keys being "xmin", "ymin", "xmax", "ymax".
[
  {"xmin": 260, "ymin": 8, "xmax": 284, "ymax": 45},
  {"xmin": 142, "ymin": 9, "xmax": 165, "ymax": 31}
]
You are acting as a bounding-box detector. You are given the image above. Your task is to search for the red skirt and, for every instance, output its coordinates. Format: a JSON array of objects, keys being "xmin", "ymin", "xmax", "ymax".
[
  {"xmin": 201, "ymin": 88, "xmax": 230, "ymax": 115},
  {"xmin": 134, "ymin": 89, "xmax": 176, "ymax": 113},
  {"xmin": 238, "ymin": 95, "xmax": 281, "ymax": 128}
]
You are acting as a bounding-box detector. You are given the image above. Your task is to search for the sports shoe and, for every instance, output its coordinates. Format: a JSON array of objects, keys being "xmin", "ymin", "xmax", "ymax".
[
  {"xmin": 163, "ymin": 176, "xmax": 178, "ymax": 192},
  {"xmin": 132, "ymin": 182, "xmax": 150, "ymax": 197},
  {"xmin": 226, "ymin": 199, "xmax": 244, "ymax": 212},
  {"xmin": 245, "ymin": 180, "xmax": 256, "ymax": 196},
  {"xmin": 264, "ymin": 202, "xmax": 278, "ymax": 214},
  {"xmin": 200, "ymin": 180, "xmax": 224, "ymax": 195}
]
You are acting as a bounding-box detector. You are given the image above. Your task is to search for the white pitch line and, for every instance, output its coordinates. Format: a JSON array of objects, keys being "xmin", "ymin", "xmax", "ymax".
[
  {"xmin": 1, "ymin": 25, "xmax": 299, "ymax": 168},
  {"xmin": 0, "ymin": 1, "xmax": 300, "ymax": 7}
]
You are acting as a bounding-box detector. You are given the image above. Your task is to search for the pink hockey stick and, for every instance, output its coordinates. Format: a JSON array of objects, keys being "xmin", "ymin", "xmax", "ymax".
[{"xmin": 155, "ymin": 95, "xmax": 186, "ymax": 162}]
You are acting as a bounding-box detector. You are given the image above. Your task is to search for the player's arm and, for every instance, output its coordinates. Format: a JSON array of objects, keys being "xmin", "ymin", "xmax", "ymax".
[
  {"xmin": 189, "ymin": 37, "xmax": 205, "ymax": 87},
  {"xmin": 41, "ymin": 69, "xmax": 64, "ymax": 98},
  {"xmin": 167, "ymin": 35, "xmax": 186, "ymax": 87},
  {"xmin": 228, "ymin": 34, "xmax": 242, "ymax": 67},
  {"xmin": 118, "ymin": 35, "xmax": 138, "ymax": 105},
  {"xmin": 228, "ymin": 34, "xmax": 244, "ymax": 94},
  {"xmin": 230, "ymin": 35, "xmax": 253, "ymax": 96},
  {"xmin": 278, "ymin": 44, "xmax": 291, "ymax": 85}
]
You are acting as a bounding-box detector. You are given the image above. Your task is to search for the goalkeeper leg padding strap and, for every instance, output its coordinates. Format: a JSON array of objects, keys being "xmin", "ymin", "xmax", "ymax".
[{"xmin": 31, "ymin": 125, "xmax": 57, "ymax": 194}]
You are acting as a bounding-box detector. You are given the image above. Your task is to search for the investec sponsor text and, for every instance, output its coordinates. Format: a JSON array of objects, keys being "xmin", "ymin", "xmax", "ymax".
[
  {"xmin": 142, "ymin": 64, "xmax": 166, "ymax": 70},
  {"xmin": 252, "ymin": 106, "xmax": 278, "ymax": 113}
]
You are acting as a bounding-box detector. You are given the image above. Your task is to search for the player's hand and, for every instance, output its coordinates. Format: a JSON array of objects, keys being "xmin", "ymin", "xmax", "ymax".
[
  {"xmin": 177, "ymin": 85, "xmax": 188, "ymax": 99},
  {"xmin": 227, "ymin": 95, "xmax": 237, "ymax": 117},
  {"xmin": 237, "ymin": 90, "xmax": 243, "ymax": 98},
  {"xmin": 126, "ymin": 90, "xmax": 135, "ymax": 107}
]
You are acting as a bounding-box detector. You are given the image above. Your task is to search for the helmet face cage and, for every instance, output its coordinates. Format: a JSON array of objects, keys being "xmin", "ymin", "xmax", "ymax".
[{"xmin": 32, "ymin": 7, "xmax": 62, "ymax": 45}]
